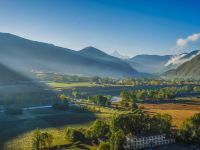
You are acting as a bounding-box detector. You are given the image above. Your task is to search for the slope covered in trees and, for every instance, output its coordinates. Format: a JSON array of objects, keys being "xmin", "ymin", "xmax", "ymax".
[{"xmin": 164, "ymin": 54, "xmax": 200, "ymax": 80}]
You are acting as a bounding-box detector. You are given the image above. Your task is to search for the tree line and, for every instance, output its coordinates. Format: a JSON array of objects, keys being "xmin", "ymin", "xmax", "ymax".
[
  {"xmin": 64, "ymin": 110, "xmax": 172, "ymax": 150},
  {"xmin": 36, "ymin": 72, "xmax": 200, "ymax": 86},
  {"xmin": 32, "ymin": 111, "xmax": 200, "ymax": 150},
  {"xmin": 120, "ymin": 86, "xmax": 200, "ymax": 104},
  {"xmin": 88, "ymin": 95, "xmax": 111, "ymax": 107}
]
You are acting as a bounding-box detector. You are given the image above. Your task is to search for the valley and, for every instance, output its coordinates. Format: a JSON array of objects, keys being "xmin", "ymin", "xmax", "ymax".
[
  {"xmin": 0, "ymin": 74, "xmax": 199, "ymax": 149},
  {"xmin": 1, "ymin": 1, "xmax": 200, "ymax": 149},
  {"xmin": 0, "ymin": 33, "xmax": 199, "ymax": 150}
]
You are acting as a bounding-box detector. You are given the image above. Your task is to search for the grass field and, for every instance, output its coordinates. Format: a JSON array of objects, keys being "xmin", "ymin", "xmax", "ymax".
[
  {"xmin": 47, "ymin": 82, "xmax": 98, "ymax": 89},
  {"xmin": 140, "ymin": 97, "xmax": 200, "ymax": 128},
  {"xmin": 0, "ymin": 106, "xmax": 118, "ymax": 150},
  {"xmin": 4, "ymin": 128, "xmax": 97, "ymax": 150}
]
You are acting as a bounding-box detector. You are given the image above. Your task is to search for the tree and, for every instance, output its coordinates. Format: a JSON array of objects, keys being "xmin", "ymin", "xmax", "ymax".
[
  {"xmin": 88, "ymin": 95, "xmax": 110, "ymax": 107},
  {"xmin": 98, "ymin": 141, "xmax": 110, "ymax": 150},
  {"xmin": 72, "ymin": 90, "xmax": 78, "ymax": 99},
  {"xmin": 111, "ymin": 112, "xmax": 150, "ymax": 135},
  {"xmin": 120, "ymin": 91, "xmax": 130, "ymax": 101},
  {"xmin": 120, "ymin": 100, "xmax": 129, "ymax": 108},
  {"xmin": 90, "ymin": 120, "xmax": 110, "ymax": 139},
  {"xmin": 111, "ymin": 111, "xmax": 172, "ymax": 136},
  {"xmin": 150, "ymin": 114, "xmax": 172, "ymax": 134},
  {"xmin": 136, "ymin": 90, "xmax": 146, "ymax": 100},
  {"xmin": 178, "ymin": 113, "xmax": 200, "ymax": 144},
  {"xmin": 59, "ymin": 94, "xmax": 66, "ymax": 101},
  {"xmin": 40, "ymin": 132, "xmax": 53, "ymax": 150},
  {"xmin": 32, "ymin": 129, "xmax": 42, "ymax": 150},
  {"xmin": 131, "ymin": 99, "xmax": 138, "ymax": 112},
  {"xmin": 66, "ymin": 127, "xmax": 85, "ymax": 142},
  {"xmin": 105, "ymin": 99, "xmax": 111, "ymax": 107},
  {"xmin": 110, "ymin": 130, "xmax": 126, "ymax": 150},
  {"xmin": 32, "ymin": 129, "xmax": 53, "ymax": 150}
]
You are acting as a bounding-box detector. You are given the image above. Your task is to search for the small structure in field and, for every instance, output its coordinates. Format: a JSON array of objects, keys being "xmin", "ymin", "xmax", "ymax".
[{"xmin": 125, "ymin": 134, "xmax": 175, "ymax": 150}]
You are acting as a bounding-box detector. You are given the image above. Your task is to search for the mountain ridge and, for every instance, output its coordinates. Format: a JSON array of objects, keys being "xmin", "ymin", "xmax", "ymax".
[
  {"xmin": 128, "ymin": 54, "xmax": 172, "ymax": 74},
  {"xmin": 163, "ymin": 53, "xmax": 200, "ymax": 80},
  {"xmin": 0, "ymin": 32, "xmax": 140, "ymax": 78}
]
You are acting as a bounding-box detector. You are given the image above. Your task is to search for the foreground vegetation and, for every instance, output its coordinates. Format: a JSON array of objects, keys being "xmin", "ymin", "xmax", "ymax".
[
  {"xmin": 30, "ymin": 109, "xmax": 173, "ymax": 150},
  {"xmin": 1, "ymin": 74, "xmax": 200, "ymax": 150},
  {"xmin": 30, "ymin": 110, "xmax": 200, "ymax": 150}
]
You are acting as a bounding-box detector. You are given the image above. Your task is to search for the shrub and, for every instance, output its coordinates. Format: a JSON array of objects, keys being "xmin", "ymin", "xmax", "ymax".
[
  {"xmin": 85, "ymin": 129, "xmax": 92, "ymax": 140},
  {"xmin": 98, "ymin": 141, "xmax": 110, "ymax": 150},
  {"xmin": 110, "ymin": 112, "xmax": 172, "ymax": 135},
  {"xmin": 66, "ymin": 127, "xmax": 85, "ymax": 142},
  {"xmin": 178, "ymin": 113, "xmax": 200, "ymax": 144},
  {"xmin": 89, "ymin": 120, "xmax": 110, "ymax": 139},
  {"xmin": 110, "ymin": 130, "xmax": 126, "ymax": 150},
  {"xmin": 32, "ymin": 129, "xmax": 53, "ymax": 150}
]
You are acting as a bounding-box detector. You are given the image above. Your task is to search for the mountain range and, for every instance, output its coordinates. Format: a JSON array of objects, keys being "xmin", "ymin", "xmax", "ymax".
[
  {"xmin": 126, "ymin": 51, "xmax": 200, "ymax": 76},
  {"xmin": 128, "ymin": 54, "xmax": 172, "ymax": 74},
  {"xmin": 0, "ymin": 32, "xmax": 200, "ymax": 80},
  {"xmin": 0, "ymin": 33, "xmax": 140, "ymax": 78}
]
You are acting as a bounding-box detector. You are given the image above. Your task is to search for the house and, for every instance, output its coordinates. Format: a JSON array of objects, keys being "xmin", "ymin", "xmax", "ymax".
[{"xmin": 125, "ymin": 134, "xmax": 175, "ymax": 150}]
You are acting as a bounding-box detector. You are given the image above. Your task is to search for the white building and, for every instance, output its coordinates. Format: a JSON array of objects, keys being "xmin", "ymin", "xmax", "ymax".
[{"xmin": 126, "ymin": 134, "xmax": 175, "ymax": 150}]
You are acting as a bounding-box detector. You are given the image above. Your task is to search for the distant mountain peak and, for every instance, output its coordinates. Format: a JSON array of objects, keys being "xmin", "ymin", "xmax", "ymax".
[
  {"xmin": 79, "ymin": 46, "xmax": 110, "ymax": 57},
  {"xmin": 111, "ymin": 50, "xmax": 129, "ymax": 59},
  {"xmin": 82, "ymin": 46, "xmax": 98, "ymax": 50},
  {"xmin": 80, "ymin": 46, "xmax": 103, "ymax": 52}
]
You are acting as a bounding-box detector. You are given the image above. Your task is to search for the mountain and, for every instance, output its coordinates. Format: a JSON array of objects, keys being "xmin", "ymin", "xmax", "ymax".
[
  {"xmin": 128, "ymin": 54, "xmax": 172, "ymax": 74},
  {"xmin": 0, "ymin": 33, "xmax": 139, "ymax": 78},
  {"xmin": 163, "ymin": 53, "xmax": 200, "ymax": 80},
  {"xmin": 111, "ymin": 50, "xmax": 129, "ymax": 59},
  {"xmin": 127, "ymin": 50, "xmax": 200, "ymax": 74},
  {"xmin": 163, "ymin": 50, "xmax": 200, "ymax": 72}
]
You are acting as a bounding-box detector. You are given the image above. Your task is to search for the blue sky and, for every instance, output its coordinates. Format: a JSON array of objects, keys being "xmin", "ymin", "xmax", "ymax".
[{"xmin": 0, "ymin": 0, "xmax": 200, "ymax": 56}]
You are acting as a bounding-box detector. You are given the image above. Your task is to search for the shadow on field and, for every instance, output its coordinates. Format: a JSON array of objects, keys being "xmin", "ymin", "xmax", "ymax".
[
  {"xmin": 0, "ymin": 63, "xmax": 58, "ymax": 107},
  {"xmin": 0, "ymin": 64, "xmax": 97, "ymax": 149},
  {"xmin": 0, "ymin": 110, "xmax": 96, "ymax": 149}
]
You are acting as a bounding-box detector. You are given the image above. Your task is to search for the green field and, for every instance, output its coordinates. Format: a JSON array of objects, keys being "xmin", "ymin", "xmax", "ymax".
[
  {"xmin": 47, "ymin": 82, "xmax": 99, "ymax": 89},
  {"xmin": 4, "ymin": 128, "xmax": 97, "ymax": 150},
  {"xmin": 0, "ymin": 106, "xmax": 119, "ymax": 150}
]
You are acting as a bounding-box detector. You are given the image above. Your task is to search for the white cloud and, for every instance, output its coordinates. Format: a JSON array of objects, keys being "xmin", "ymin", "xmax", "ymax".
[
  {"xmin": 165, "ymin": 51, "xmax": 200, "ymax": 67},
  {"xmin": 188, "ymin": 33, "xmax": 200, "ymax": 41},
  {"xmin": 175, "ymin": 33, "xmax": 200, "ymax": 51},
  {"xmin": 177, "ymin": 38, "xmax": 187, "ymax": 47}
]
